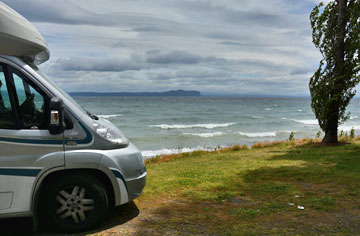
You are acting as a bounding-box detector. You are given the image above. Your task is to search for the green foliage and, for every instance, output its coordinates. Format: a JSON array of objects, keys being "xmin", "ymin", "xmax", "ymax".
[
  {"xmin": 339, "ymin": 130, "xmax": 344, "ymax": 137},
  {"xmin": 309, "ymin": 0, "xmax": 360, "ymax": 140},
  {"xmin": 288, "ymin": 131, "xmax": 295, "ymax": 141},
  {"xmin": 316, "ymin": 131, "xmax": 321, "ymax": 138}
]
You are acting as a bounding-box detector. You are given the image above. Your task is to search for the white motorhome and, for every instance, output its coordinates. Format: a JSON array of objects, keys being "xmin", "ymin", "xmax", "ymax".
[{"xmin": 0, "ymin": 2, "xmax": 146, "ymax": 232}]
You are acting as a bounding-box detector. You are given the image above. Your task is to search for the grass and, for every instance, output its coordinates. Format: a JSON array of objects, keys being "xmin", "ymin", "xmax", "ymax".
[{"xmin": 95, "ymin": 138, "xmax": 360, "ymax": 235}]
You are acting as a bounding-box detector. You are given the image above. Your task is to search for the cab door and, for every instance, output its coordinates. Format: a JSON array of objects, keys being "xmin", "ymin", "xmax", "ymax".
[{"xmin": 0, "ymin": 63, "xmax": 64, "ymax": 215}]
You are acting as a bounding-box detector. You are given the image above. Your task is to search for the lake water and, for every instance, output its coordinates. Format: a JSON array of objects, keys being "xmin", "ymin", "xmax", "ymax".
[{"xmin": 73, "ymin": 96, "xmax": 360, "ymax": 158}]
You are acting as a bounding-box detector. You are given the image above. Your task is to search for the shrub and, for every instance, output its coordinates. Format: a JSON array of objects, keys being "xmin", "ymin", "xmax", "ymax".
[
  {"xmin": 288, "ymin": 132, "xmax": 295, "ymax": 141},
  {"xmin": 350, "ymin": 127, "xmax": 355, "ymax": 138},
  {"xmin": 228, "ymin": 144, "xmax": 249, "ymax": 151}
]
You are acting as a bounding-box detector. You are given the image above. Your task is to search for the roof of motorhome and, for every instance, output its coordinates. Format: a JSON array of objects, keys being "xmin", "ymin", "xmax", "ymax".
[{"xmin": 0, "ymin": 2, "xmax": 49, "ymax": 65}]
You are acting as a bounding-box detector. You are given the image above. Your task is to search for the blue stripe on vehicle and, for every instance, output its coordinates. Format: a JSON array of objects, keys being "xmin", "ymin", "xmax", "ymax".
[
  {"xmin": 0, "ymin": 110, "xmax": 92, "ymax": 145},
  {"xmin": 71, "ymin": 120, "xmax": 93, "ymax": 145},
  {"xmin": 0, "ymin": 168, "xmax": 41, "ymax": 177},
  {"xmin": 111, "ymin": 169, "xmax": 128, "ymax": 191},
  {"xmin": 0, "ymin": 136, "xmax": 63, "ymax": 145},
  {"xmin": 64, "ymin": 109, "xmax": 93, "ymax": 145}
]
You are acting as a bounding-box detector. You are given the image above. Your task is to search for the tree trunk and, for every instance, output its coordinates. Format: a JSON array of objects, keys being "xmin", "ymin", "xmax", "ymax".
[
  {"xmin": 322, "ymin": 115, "xmax": 339, "ymax": 143},
  {"xmin": 322, "ymin": 0, "xmax": 347, "ymax": 144},
  {"xmin": 322, "ymin": 129, "xmax": 338, "ymax": 143}
]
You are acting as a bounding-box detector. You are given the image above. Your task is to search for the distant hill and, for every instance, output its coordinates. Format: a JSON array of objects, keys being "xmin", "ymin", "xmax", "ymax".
[{"xmin": 69, "ymin": 90, "xmax": 201, "ymax": 97}]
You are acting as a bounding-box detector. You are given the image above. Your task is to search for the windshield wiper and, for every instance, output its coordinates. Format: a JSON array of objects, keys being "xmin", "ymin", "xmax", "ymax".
[{"xmin": 86, "ymin": 110, "xmax": 99, "ymax": 120}]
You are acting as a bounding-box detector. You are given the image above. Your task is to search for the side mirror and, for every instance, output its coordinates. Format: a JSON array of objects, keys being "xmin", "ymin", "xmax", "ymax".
[{"xmin": 48, "ymin": 97, "xmax": 65, "ymax": 135}]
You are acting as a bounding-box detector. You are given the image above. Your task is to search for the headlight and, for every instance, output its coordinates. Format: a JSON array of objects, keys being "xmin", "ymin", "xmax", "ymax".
[{"xmin": 93, "ymin": 122, "xmax": 128, "ymax": 145}]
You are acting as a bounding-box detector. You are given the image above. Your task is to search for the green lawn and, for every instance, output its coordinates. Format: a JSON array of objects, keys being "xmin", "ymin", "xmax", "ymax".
[{"xmin": 134, "ymin": 139, "xmax": 360, "ymax": 235}]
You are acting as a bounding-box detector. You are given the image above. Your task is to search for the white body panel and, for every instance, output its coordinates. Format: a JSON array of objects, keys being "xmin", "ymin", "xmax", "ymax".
[
  {"xmin": 0, "ymin": 175, "xmax": 36, "ymax": 214},
  {"xmin": 116, "ymin": 179, "xmax": 129, "ymax": 205}
]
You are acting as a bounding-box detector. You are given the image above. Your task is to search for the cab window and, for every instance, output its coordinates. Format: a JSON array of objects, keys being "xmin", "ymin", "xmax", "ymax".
[
  {"xmin": 9, "ymin": 67, "xmax": 50, "ymax": 130},
  {"xmin": 0, "ymin": 65, "xmax": 16, "ymax": 129}
]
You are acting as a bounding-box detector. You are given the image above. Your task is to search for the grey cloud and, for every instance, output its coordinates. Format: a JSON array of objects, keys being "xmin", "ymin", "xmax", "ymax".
[
  {"xmin": 143, "ymin": 49, "xmax": 300, "ymax": 77},
  {"xmin": 112, "ymin": 42, "xmax": 125, "ymax": 48},
  {"xmin": 54, "ymin": 57, "xmax": 144, "ymax": 72},
  {"xmin": 147, "ymin": 68, "xmax": 231, "ymax": 81},
  {"xmin": 218, "ymin": 41, "xmax": 249, "ymax": 46},
  {"xmin": 175, "ymin": 70, "xmax": 231, "ymax": 79},
  {"xmin": 133, "ymin": 26, "xmax": 163, "ymax": 32},
  {"xmin": 145, "ymin": 50, "xmax": 203, "ymax": 64},
  {"xmin": 192, "ymin": 78, "xmax": 229, "ymax": 86},
  {"xmin": 144, "ymin": 49, "xmax": 232, "ymax": 65},
  {"xmin": 147, "ymin": 71, "xmax": 175, "ymax": 81},
  {"xmin": 51, "ymin": 50, "xmax": 308, "ymax": 86},
  {"xmin": 224, "ymin": 10, "xmax": 284, "ymax": 26},
  {"xmin": 2, "ymin": 0, "xmax": 95, "ymax": 25},
  {"xmin": 207, "ymin": 32, "xmax": 246, "ymax": 41},
  {"xmin": 217, "ymin": 40, "xmax": 279, "ymax": 48},
  {"xmin": 2, "ymin": 0, "xmax": 180, "ymax": 28},
  {"xmin": 173, "ymin": 1, "xmax": 288, "ymax": 28},
  {"xmin": 234, "ymin": 59, "xmax": 288, "ymax": 73},
  {"xmin": 290, "ymin": 67, "xmax": 313, "ymax": 75}
]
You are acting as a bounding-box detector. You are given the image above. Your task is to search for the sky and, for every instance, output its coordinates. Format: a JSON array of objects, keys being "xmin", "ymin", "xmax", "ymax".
[{"xmin": 2, "ymin": 0, "xmax": 333, "ymax": 96}]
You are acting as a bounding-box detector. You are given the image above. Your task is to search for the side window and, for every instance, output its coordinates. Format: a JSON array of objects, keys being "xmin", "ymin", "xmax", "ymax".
[
  {"xmin": 0, "ymin": 65, "xmax": 16, "ymax": 129},
  {"xmin": 10, "ymin": 68, "xmax": 49, "ymax": 130}
]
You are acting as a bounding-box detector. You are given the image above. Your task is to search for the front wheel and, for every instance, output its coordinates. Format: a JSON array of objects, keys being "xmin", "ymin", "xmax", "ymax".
[{"xmin": 43, "ymin": 173, "xmax": 109, "ymax": 232}]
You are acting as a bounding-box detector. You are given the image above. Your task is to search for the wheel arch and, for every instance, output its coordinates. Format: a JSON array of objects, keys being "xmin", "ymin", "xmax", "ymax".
[
  {"xmin": 35, "ymin": 168, "xmax": 116, "ymax": 207},
  {"xmin": 32, "ymin": 168, "xmax": 116, "ymax": 230}
]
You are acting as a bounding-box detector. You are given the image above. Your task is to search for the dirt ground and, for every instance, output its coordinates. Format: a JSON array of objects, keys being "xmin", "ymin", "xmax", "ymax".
[{"xmin": 1, "ymin": 201, "xmax": 147, "ymax": 236}]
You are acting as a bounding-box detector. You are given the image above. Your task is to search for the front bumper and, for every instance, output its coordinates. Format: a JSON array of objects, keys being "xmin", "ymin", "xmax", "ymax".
[
  {"xmin": 126, "ymin": 171, "xmax": 147, "ymax": 201},
  {"xmin": 99, "ymin": 142, "xmax": 146, "ymax": 206}
]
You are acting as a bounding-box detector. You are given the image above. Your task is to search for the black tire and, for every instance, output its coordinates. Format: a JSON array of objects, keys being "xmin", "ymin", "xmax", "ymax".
[{"xmin": 43, "ymin": 173, "xmax": 108, "ymax": 232}]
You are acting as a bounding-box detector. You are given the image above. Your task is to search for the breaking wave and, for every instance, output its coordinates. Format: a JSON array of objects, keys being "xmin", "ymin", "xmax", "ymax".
[
  {"xmin": 98, "ymin": 114, "xmax": 123, "ymax": 118},
  {"xmin": 141, "ymin": 147, "xmax": 213, "ymax": 159},
  {"xmin": 237, "ymin": 131, "xmax": 277, "ymax": 138},
  {"xmin": 251, "ymin": 116, "xmax": 264, "ymax": 119},
  {"xmin": 291, "ymin": 119, "xmax": 318, "ymax": 125},
  {"xmin": 149, "ymin": 123, "xmax": 236, "ymax": 129},
  {"xmin": 183, "ymin": 132, "xmax": 225, "ymax": 138}
]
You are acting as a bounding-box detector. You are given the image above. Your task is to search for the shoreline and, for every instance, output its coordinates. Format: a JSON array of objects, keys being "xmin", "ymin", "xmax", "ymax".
[
  {"xmin": 141, "ymin": 134, "xmax": 358, "ymax": 159},
  {"xmin": 140, "ymin": 139, "xmax": 305, "ymax": 159}
]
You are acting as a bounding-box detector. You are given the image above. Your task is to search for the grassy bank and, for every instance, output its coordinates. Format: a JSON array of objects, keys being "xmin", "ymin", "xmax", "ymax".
[{"xmin": 126, "ymin": 138, "xmax": 360, "ymax": 236}]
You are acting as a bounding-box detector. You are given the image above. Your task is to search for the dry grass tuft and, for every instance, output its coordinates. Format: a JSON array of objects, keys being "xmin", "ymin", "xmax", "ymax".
[
  {"xmin": 294, "ymin": 138, "xmax": 315, "ymax": 145},
  {"xmin": 338, "ymin": 136, "xmax": 354, "ymax": 143},
  {"xmin": 251, "ymin": 138, "xmax": 320, "ymax": 149},
  {"xmin": 221, "ymin": 144, "xmax": 249, "ymax": 152},
  {"xmin": 145, "ymin": 153, "xmax": 182, "ymax": 164},
  {"xmin": 251, "ymin": 140, "xmax": 284, "ymax": 149}
]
